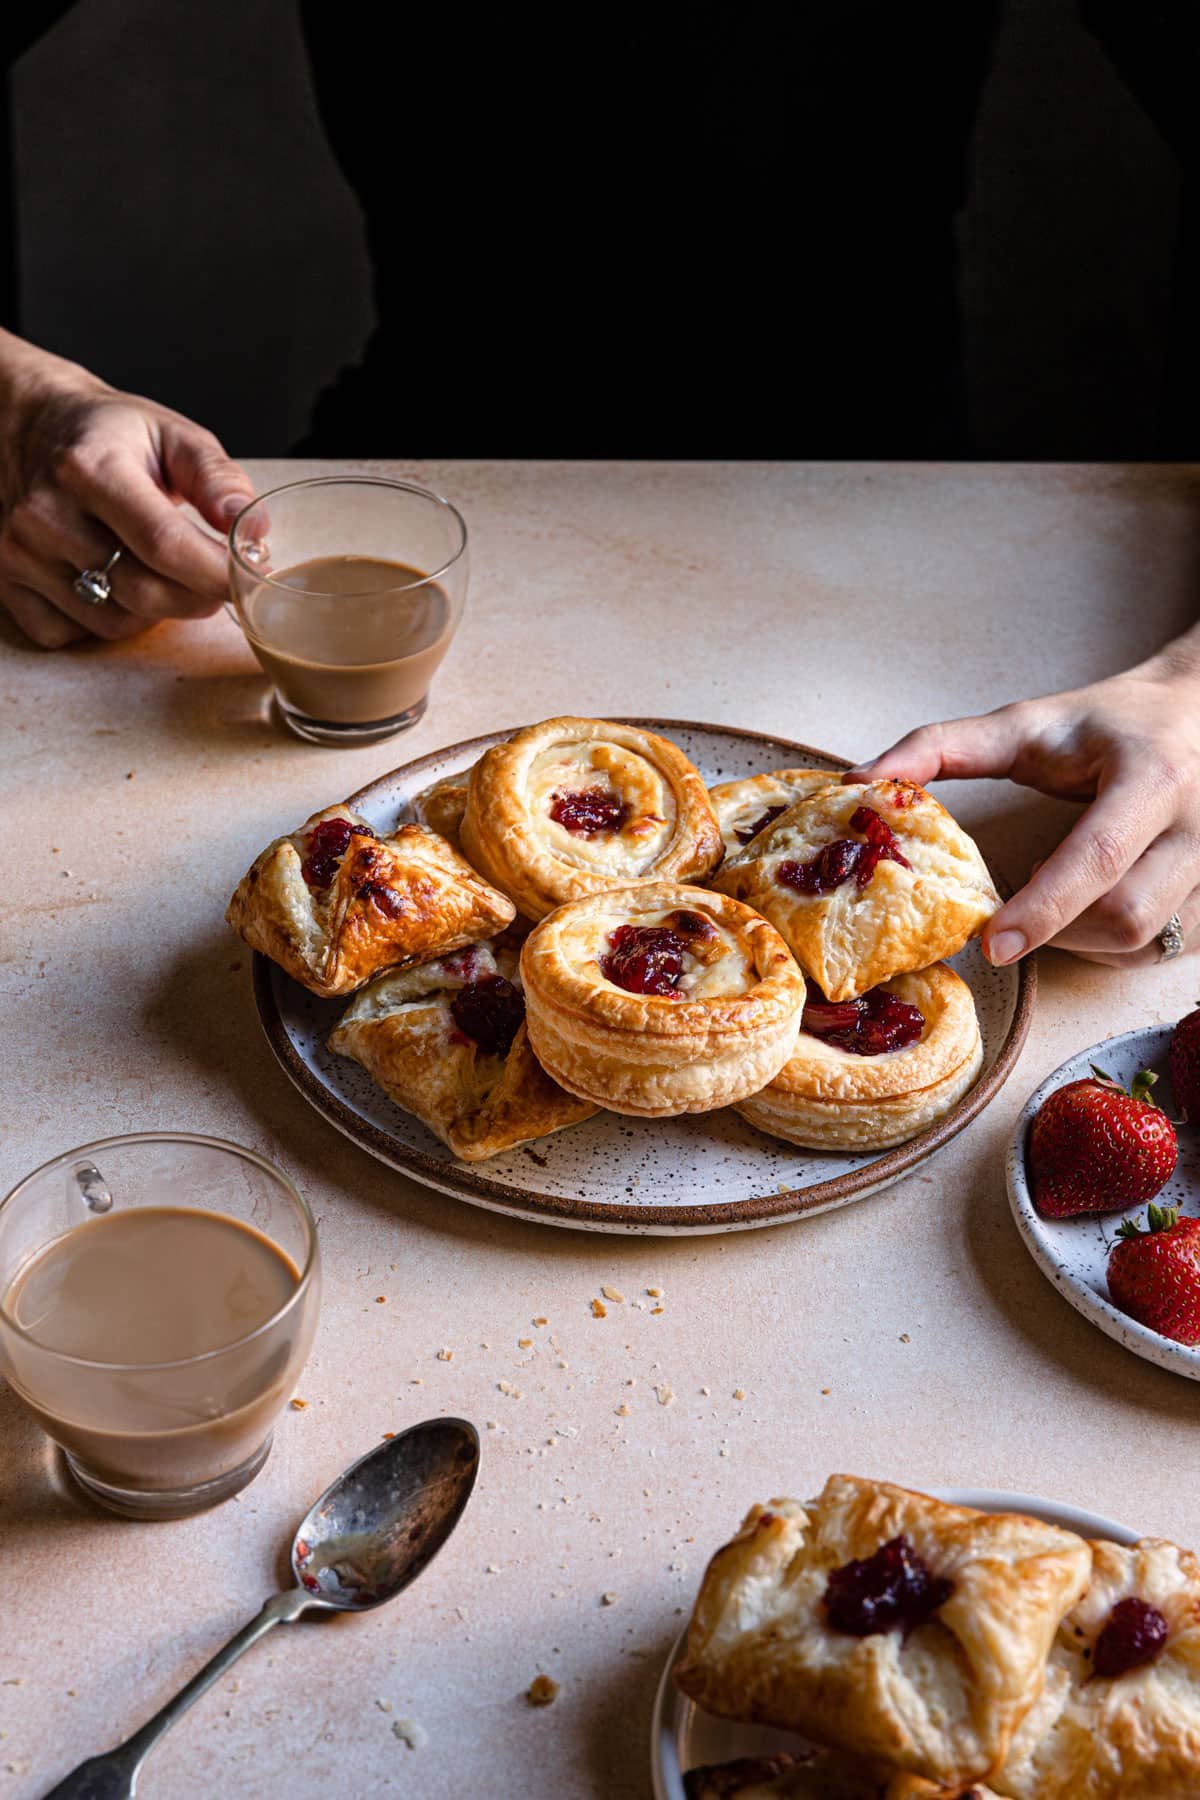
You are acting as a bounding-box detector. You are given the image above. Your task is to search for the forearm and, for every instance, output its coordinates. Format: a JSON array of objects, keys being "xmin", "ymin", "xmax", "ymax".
[{"xmin": 0, "ymin": 328, "xmax": 108, "ymax": 417}]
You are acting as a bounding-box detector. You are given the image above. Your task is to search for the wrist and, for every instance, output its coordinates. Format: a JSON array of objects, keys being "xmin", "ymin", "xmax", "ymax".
[
  {"xmin": 0, "ymin": 329, "xmax": 110, "ymax": 417},
  {"xmin": 1142, "ymin": 623, "xmax": 1200, "ymax": 694}
]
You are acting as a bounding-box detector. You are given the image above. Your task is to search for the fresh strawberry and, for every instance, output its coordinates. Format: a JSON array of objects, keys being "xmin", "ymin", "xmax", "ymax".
[
  {"xmin": 1107, "ymin": 1205, "xmax": 1200, "ymax": 1345},
  {"xmin": 1169, "ymin": 1003, "xmax": 1200, "ymax": 1126},
  {"xmin": 1028, "ymin": 1066, "xmax": 1177, "ymax": 1219}
]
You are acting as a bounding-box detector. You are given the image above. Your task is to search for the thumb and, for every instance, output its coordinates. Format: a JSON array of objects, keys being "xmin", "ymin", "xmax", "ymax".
[
  {"xmin": 845, "ymin": 708, "xmax": 1028, "ymax": 786},
  {"xmin": 160, "ymin": 420, "xmax": 257, "ymax": 534}
]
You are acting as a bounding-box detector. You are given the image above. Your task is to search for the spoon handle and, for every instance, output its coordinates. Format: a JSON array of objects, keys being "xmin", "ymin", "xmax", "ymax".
[{"xmin": 42, "ymin": 1588, "xmax": 312, "ymax": 1799}]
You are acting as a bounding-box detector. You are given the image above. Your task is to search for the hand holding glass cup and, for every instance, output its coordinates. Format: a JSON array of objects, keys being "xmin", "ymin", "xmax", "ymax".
[{"xmin": 228, "ymin": 476, "xmax": 469, "ymax": 746}]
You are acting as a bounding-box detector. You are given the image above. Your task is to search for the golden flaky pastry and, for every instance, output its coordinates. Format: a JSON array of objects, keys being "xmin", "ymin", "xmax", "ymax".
[
  {"xmin": 226, "ymin": 805, "xmax": 514, "ymax": 999},
  {"xmin": 328, "ymin": 940, "xmax": 595, "ymax": 1160},
  {"xmin": 411, "ymin": 767, "xmax": 474, "ymax": 852},
  {"xmin": 674, "ymin": 1476, "xmax": 1091, "ymax": 1788},
  {"xmin": 708, "ymin": 770, "xmax": 841, "ymax": 860},
  {"xmin": 734, "ymin": 964, "xmax": 983, "ymax": 1151},
  {"xmin": 989, "ymin": 1536, "xmax": 1200, "ymax": 1799},
  {"xmin": 711, "ymin": 780, "xmax": 999, "ymax": 1002},
  {"xmin": 460, "ymin": 716, "xmax": 723, "ymax": 920},
  {"xmin": 684, "ymin": 1757, "xmax": 1000, "ymax": 1799},
  {"xmin": 520, "ymin": 883, "xmax": 804, "ymax": 1117}
]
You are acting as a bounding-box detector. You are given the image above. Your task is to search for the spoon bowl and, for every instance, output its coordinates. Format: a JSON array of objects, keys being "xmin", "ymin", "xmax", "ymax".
[{"xmin": 291, "ymin": 1416, "xmax": 480, "ymax": 1609}]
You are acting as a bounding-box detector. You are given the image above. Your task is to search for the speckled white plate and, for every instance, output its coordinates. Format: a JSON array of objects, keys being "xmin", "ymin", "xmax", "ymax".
[
  {"xmin": 651, "ymin": 1486, "xmax": 1137, "ymax": 1800},
  {"xmin": 254, "ymin": 720, "xmax": 1034, "ymax": 1235},
  {"xmin": 1007, "ymin": 1024, "xmax": 1200, "ymax": 1381}
]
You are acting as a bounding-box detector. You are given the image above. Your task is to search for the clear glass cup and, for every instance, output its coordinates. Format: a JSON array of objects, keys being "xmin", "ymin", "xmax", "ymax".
[
  {"xmin": 0, "ymin": 1133, "xmax": 320, "ymax": 1521},
  {"xmin": 227, "ymin": 475, "xmax": 469, "ymax": 746}
]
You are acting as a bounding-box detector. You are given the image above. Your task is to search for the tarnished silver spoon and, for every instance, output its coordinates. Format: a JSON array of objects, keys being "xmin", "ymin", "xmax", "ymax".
[{"xmin": 43, "ymin": 1417, "xmax": 480, "ymax": 1799}]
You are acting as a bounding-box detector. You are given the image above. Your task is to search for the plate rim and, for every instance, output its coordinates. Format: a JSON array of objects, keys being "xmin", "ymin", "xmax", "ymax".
[
  {"xmin": 651, "ymin": 1484, "xmax": 1139, "ymax": 1800},
  {"xmin": 1006, "ymin": 1022, "xmax": 1200, "ymax": 1381},
  {"xmin": 253, "ymin": 717, "xmax": 1037, "ymax": 1232}
]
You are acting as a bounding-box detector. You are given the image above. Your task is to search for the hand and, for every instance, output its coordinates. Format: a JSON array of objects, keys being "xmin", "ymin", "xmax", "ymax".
[
  {"xmin": 0, "ymin": 332, "xmax": 256, "ymax": 647},
  {"xmin": 846, "ymin": 643, "xmax": 1200, "ymax": 967}
]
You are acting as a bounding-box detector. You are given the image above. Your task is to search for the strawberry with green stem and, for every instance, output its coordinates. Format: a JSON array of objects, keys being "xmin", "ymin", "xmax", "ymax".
[
  {"xmin": 1028, "ymin": 1065, "xmax": 1177, "ymax": 1219},
  {"xmin": 1108, "ymin": 1205, "xmax": 1200, "ymax": 1346}
]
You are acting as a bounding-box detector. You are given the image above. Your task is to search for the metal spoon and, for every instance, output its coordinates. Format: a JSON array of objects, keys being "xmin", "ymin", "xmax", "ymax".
[{"xmin": 43, "ymin": 1417, "xmax": 480, "ymax": 1799}]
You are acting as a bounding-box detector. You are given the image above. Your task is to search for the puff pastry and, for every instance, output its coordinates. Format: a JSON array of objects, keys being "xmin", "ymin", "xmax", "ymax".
[
  {"xmin": 711, "ymin": 780, "xmax": 999, "ymax": 1002},
  {"xmin": 460, "ymin": 717, "xmax": 724, "ymax": 920},
  {"xmin": 328, "ymin": 940, "xmax": 596, "ymax": 1160},
  {"xmin": 411, "ymin": 766, "xmax": 473, "ymax": 852},
  {"xmin": 708, "ymin": 770, "xmax": 841, "ymax": 860},
  {"xmin": 674, "ymin": 1475, "xmax": 1091, "ymax": 1787},
  {"xmin": 684, "ymin": 1754, "xmax": 900, "ymax": 1799},
  {"xmin": 990, "ymin": 1536, "xmax": 1200, "ymax": 1799},
  {"xmin": 520, "ymin": 883, "xmax": 805, "ymax": 1117},
  {"xmin": 734, "ymin": 965, "xmax": 983, "ymax": 1151},
  {"xmin": 226, "ymin": 805, "xmax": 515, "ymax": 999}
]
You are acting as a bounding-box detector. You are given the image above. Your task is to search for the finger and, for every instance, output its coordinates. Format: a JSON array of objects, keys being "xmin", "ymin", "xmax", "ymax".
[
  {"xmin": 1051, "ymin": 830, "xmax": 1200, "ymax": 956},
  {"xmin": 159, "ymin": 419, "xmax": 257, "ymax": 535},
  {"xmin": 984, "ymin": 777, "xmax": 1169, "ymax": 964},
  {"xmin": 845, "ymin": 710, "xmax": 1028, "ymax": 785},
  {"xmin": 1063, "ymin": 885, "xmax": 1200, "ymax": 969},
  {"xmin": 0, "ymin": 585, "xmax": 87, "ymax": 648},
  {"xmin": 64, "ymin": 451, "xmax": 229, "ymax": 599},
  {"xmin": 0, "ymin": 540, "xmax": 147, "ymax": 641},
  {"xmin": 7, "ymin": 485, "xmax": 120, "ymax": 572}
]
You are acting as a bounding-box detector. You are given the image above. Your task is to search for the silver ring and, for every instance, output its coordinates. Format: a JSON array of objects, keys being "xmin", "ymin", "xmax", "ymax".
[
  {"xmin": 73, "ymin": 547, "xmax": 122, "ymax": 606},
  {"xmin": 1158, "ymin": 913, "xmax": 1186, "ymax": 961}
]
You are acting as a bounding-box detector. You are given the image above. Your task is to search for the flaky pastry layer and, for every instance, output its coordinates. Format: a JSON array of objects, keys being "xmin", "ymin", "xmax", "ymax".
[{"xmin": 708, "ymin": 769, "xmax": 842, "ymax": 860}]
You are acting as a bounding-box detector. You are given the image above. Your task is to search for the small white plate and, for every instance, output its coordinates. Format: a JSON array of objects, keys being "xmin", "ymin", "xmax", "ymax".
[
  {"xmin": 651, "ymin": 1486, "xmax": 1137, "ymax": 1800},
  {"xmin": 1006, "ymin": 1024, "xmax": 1200, "ymax": 1382}
]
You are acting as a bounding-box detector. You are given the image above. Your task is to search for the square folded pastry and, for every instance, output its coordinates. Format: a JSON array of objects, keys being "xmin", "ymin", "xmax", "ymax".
[
  {"xmin": 711, "ymin": 780, "xmax": 999, "ymax": 1002},
  {"xmin": 328, "ymin": 939, "xmax": 596, "ymax": 1161},
  {"xmin": 675, "ymin": 1476, "xmax": 1091, "ymax": 1788},
  {"xmin": 226, "ymin": 805, "xmax": 515, "ymax": 998},
  {"xmin": 990, "ymin": 1536, "xmax": 1200, "ymax": 1799}
]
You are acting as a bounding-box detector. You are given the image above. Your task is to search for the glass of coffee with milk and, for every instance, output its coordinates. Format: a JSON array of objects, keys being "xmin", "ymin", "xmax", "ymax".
[
  {"xmin": 0, "ymin": 1134, "xmax": 320, "ymax": 1519},
  {"xmin": 228, "ymin": 475, "xmax": 469, "ymax": 745}
]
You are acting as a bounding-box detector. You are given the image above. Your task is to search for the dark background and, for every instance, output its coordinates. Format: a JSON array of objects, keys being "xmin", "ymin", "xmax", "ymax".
[{"xmin": 6, "ymin": 0, "xmax": 1182, "ymax": 457}]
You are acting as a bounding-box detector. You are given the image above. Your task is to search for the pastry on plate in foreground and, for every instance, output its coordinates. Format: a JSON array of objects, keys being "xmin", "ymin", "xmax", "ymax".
[
  {"xmin": 520, "ymin": 883, "xmax": 804, "ymax": 1116},
  {"xmin": 734, "ymin": 965, "xmax": 983, "ymax": 1151},
  {"xmin": 461, "ymin": 716, "xmax": 723, "ymax": 920},
  {"xmin": 707, "ymin": 769, "xmax": 841, "ymax": 861},
  {"xmin": 411, "ymin": 766, "xmax": 473, "ymax": 851},
  {"xmin": 711, "ymin": 779, "xmax": 999, "ymax": 1002},
  {"xmin": 683, "ymin": 1754, "xmax": 1000, "ymax": 1798},
  {"xmin": 674, "ymin": 1474, "xmax": 1090, "ymax": 1788},
  {"xmin": 329, "ymin": 940, "xmax": 595, "ymax": 1160},
  {"xmin": 226, "ymin": 806, "xmax": 514, "ymax": 999}
]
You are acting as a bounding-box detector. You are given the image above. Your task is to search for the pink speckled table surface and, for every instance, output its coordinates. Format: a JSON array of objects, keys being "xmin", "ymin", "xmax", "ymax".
[{"xmin": 2, "ymin": 461, "xmax": 1198, "ymax": 1799}]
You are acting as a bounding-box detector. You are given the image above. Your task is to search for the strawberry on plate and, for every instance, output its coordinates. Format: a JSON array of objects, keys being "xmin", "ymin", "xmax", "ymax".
[
  {"xmin": 1108, "ymin": 1205, "xmax": 1200, "ymax": 1346},
  {"xmin": 1028, "ymin": 1065, "xmax": 1177, "ymax": 1219},
  {"xmin": 1170, "ymin": 1003, "xmax": 1200, "ymax": 1126}
]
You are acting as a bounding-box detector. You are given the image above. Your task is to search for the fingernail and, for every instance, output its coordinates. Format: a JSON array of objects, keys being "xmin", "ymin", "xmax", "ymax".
[
  {"xmin": 220, "ymin": 493, "xmax": 249, "ymax": 519},
  {"xmin": 988, "ymin": 929, "xmax": 1026, "ymax": 965}
]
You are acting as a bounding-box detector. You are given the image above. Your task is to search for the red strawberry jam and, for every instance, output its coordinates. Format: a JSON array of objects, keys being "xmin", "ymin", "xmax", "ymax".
[
  {"xmin": 802, "ymin": 979, "xmax": 923, "ymax": 1055},
  {"xmin": 550, "ymin": 788, "xmax": 630, "ymax": 836},
  {"xmin": 601, "ymin": 924, "xmax": 686, "ymax": 996},
  {"xmin": 824, "ymin": 1535, "xmax": 953, "ymax": 1637},
  {"xmin": 1093, "ymin": 1597, "xmax": 1169, "ymax": 1678},
  {"xmin": 735, "ymin": 803, "xmax": 788, "ymax": 845},
  {"xmin": 301, "ymin": 816, "xmax": 376, "ymax": 889},
  {"xmin": 449, "ymin": 975, "xmax": 525, "ymax": 1057},
  {"xmin": 777, "ymin": 807, "xmax": 909, "ymax": 896}
]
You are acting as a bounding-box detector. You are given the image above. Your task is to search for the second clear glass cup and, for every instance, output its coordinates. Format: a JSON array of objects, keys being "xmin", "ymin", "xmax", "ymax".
[{"xmin": 228, "ymin": 476, "xmax": 469, "ymax": 746}]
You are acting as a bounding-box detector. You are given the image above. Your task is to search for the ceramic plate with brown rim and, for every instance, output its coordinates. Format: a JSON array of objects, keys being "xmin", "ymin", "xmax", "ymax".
[{"xmin": 253, "ymin": 720, "xmax": 1035, "ymax": 1235}]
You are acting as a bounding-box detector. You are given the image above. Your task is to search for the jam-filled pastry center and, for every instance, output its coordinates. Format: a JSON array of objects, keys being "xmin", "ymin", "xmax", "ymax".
[
  {"xmin": 596, "ymin": 908, "xmax": 752, "ymax": 1000},
  {"xmin": 448, "ymin": 974, "xmax": 525, "ymax": 1058},
  {"xmin": 823, "ymin": 1533, "xmax": 955, "ymax": 1637},
  {"xmin": 777, "ymin": 806, "xmax": 911, "ymax": 896},
  {"xmin": 1092, "ymin": 1596, "xmax": 1169, "ymax": 1678},
  {"xmin": 801, "ymin": 978, "xmax": 925, "ymax": 1055},
  {"xmin": 298, "ymin": 816, "xmax": 377, "ymax": 891},
  {"xmin": 528, "ymin": 743, "xmax": 677, "ymax": 871}
]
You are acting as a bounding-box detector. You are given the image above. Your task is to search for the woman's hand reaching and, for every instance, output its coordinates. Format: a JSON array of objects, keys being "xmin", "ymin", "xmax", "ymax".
[
  {"xmin": 0, "ymin": 330, "xmax": 255, "ymax": 647},
  {"xmin": 848, "ymin": 633, "xmax": 1200, "ymax": 967}
]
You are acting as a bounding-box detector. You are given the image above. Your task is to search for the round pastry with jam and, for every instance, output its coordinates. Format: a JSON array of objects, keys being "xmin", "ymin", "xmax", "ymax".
[
  {"xmin": 734, "ymin": 963, "xmax": 983, "ymax": 1151},
  {"xmin": 460, "ymin": 717, "xmax": 724, "ymax": 921},
  {"xmin": 712, "ymin": 777, "xmax": 1000, "ymax": 1002},
  {"xmin": 329, "ymin": 940, "xmax": 595, "ymax": 1160},
  {"xmin": 520, "ymin": 882, "xmax": 804, "ymax": 1117}
]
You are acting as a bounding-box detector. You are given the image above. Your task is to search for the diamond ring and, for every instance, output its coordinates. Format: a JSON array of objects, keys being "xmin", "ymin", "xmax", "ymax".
[
  {"xmin": 73, "ymin": 547, "xmax": 123, "ymax": 606},
  {"xmin": 1157, "ymin": 913, "xmax": 1186, "ymax": 962}
]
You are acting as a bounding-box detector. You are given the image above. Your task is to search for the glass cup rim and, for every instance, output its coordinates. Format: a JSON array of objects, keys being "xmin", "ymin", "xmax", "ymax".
[
  {"xmin": 227, "ymin": 474, "xmax": 469, "ymax": 597},
  {"xmin": 0, "ymin": 1131, "xmax": 319, "ymax": 1374}
]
